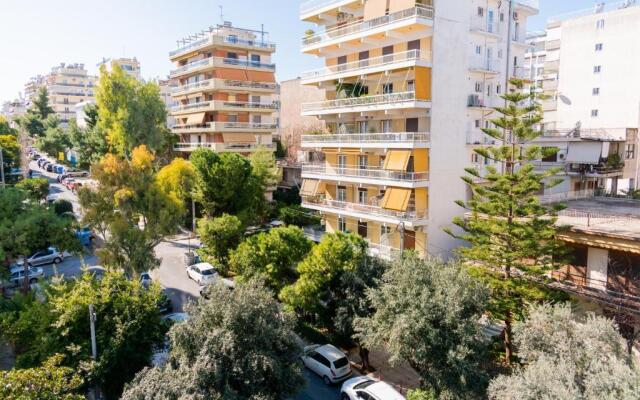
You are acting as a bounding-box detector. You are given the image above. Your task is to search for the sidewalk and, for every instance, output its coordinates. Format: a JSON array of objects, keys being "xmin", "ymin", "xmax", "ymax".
[{"xmin": 346, "ymin": 346, "xmax": 420, "ymax": 395}]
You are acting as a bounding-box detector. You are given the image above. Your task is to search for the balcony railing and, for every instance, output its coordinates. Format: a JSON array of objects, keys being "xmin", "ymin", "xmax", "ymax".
[
  {"xmin": 469, "ymin": 17, "xmax": 501, "ymax": 35},
  {"xmin": 302, "ymin": 132, "xmax": 430, "ymax": 145},
  {"xmin": 367, "ymin": 242, "xmax": 402, "ymax": 261},
  {"xmin": 302, "ymin": 163, "xmax": 429, "ymax": 182},
  {"xmin": 170, "ymin": 35, "xmax": 276, "ymax": 58},
  {"xmin": 170, "ymin": 57, "xmax": 275, "ymax": 77},
  {"xmin": 303, "ymin": 195, "xmax": 427, "ymax": 220},
  {"xmin": 302, "ymin": 6, "xmax": 434, "ymax": 47},
  {"xmin": 301, "ymin": 50, "xmax": 429, "ymax": 81},
  {"xmin": 173, "ymin": 79, "xmax": 278, "ymax": 96},
  {"xmin": 302, "ymin": 91, "xmax": 422, "ymax": 113},
  {"xmin": 469, "ymin": 58, "xmax": 500, "ymax": 73},
  {"xmin": 174, "ymin": 142, "xmax": 274, "ymax": 152},
  {"xmin": 171, "ymin": 101, "xmax": 278, "ymax": 113}
]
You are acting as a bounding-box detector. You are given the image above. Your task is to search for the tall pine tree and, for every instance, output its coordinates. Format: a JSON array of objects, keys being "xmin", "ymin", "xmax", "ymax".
[{"xmin": 448, "ymin": 79, "xmax": 567, "ymax": 364}]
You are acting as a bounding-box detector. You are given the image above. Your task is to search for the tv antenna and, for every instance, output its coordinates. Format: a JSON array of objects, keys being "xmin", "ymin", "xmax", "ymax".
[{"xmin": 219, "ymin": 5, "xmax": 224, "ymax": 23}]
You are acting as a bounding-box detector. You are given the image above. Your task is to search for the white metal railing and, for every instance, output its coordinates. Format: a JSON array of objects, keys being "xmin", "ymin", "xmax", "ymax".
[
  {"xmin": 302, "ymin": 132, "xmax": 430, "ymax": 144},
  {"xmin": 171, "ymin": 101, "xmax": 277, "ymax": 112},
  {"xmin": 301, "ymin": 50, "xmax": 429, "ymax": 81},
  {"xmin": 173, "ymin": 142, "xmax": 217, "ymax": 151},
  {"xmin": 172, "ymin": 122, "xmax": 276, "ymax": 132},
  {"xmin": 170, "ymin": 35, "xmax": 276, "ymax": 58},
  {"xmin": 174, "ymin": 142, "xmax": 274, "ymax": 152},
  {"xmin": 171, "ymin": 101, "xmax": 211, "ymax": 112},
  {"xmin": 367, "ymin": 242, "xmax": 401, "ymax": 261},
  {"xmin": 538, "ymin": 189, "xmax": 595, "ymax": 204},
  {"xmin": 469, "ymin": 57, "xmax": 501, "ymax": 73},
  {"xmin": 170, "ymin": 57, "xmax": 275, "ymax": 76},
  {"xmin": 302, "ymin": 6, "xmax": 434, "ymax": 47},
  {"xmin": 172, "ymin": 79, "xmax": 215, "ymax": 94},
  {"xmin": 170, "ymin": 38, "xmax": 209, "ymax": 57},
  {"xmin": 302, "ymin": 163, "xmax": 429, "ymax": 182},
  {"xmin": 172, "ymin": 78, "xmax": 278, "ymax": 96},
  {"xmin": 302, "ymin": 195, "xmax": 428, "ymax": 220},
  {"xmin": 302, "ymin": 91, "xmax": 421, "ymax": 113}
]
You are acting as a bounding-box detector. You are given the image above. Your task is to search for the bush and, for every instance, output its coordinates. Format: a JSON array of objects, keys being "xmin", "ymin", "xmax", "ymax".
[
  {"xmin": 197, "ymin": 214, "xmax": 244, "ymax": 275},
  {"xmin": 278, "ymin": 204, "xmax": 320, "ymax": 227},
  {"xmin": 53, "ymin": 199, "xmax": 74, "ymax": 216}
]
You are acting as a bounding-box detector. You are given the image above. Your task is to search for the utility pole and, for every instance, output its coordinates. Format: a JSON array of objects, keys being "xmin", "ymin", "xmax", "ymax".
[
  {"xmin": 0, "ymin": 146, "xmax": 5, "ymax": 189},
  {"xmin": 89, "ymin": 304, "xmax": 97, "ymax": 360}
]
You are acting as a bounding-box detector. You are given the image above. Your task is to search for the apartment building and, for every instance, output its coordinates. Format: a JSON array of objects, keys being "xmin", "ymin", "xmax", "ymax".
[
  {"xmin": 25, "ymin": 63, "xmax": 97, "ymax": 125},
  {"xmin": 1, "ymin": 99, "xmax": 26, "ymax": 128},
  {"xmin": 298, "ymin": 0, "xmax": 538, "ymax": 259},
  {"xmin": 169, "ymin": 22, "xmax": 278, "ymax": 155},
  {"xmin": 98, "ymin": 57, "xmax": 142, "ymax": 81},
  {"xmin": 525, "ymin": 1, "xmax": 640, "ymax": 190}
]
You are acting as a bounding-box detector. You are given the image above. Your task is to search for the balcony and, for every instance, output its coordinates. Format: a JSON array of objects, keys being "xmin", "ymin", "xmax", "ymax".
[
  {"xmin": 469, "ymin": 17, "xmax": 502, "ymax": 37},
  {"xmin": 301, "ymin": 50, "xmax": 431, "ymax": 84},
  {"xmin": 302, "ymin": 163, "xmax": 429, "ymax": 188},
  {"xmin": 301, "ymin": 91, "xmax": 429, "ymax": 116},
  {"xmin": 170, "ymin": 35, "xmax": 276, "ymax": 59},
  {"xmin": 172, "ymin": 122, "xmax": 277, "ymax": 134},
  {"xmin": 301, "ymin": 132, "xmax": 430, "ymax": 149},
  {"xmin": 170, "ymin": 57, "xmax": 275, "ymax": 78},
  {"xmin": 172, "ymin": 79, "xmax": 277, "ymax": 97},
  {"xmin": 301, "ymin": 6, "xmax": 434, "ymax": 53},
  {"xmin": 302, "ymin": 195, "xmax": 428, "ymax": 228},
  {"xmin": 170, "ymin": 101, "xmax": 278, "ymax": 115},
  {"xmin": 300, "ymin": 0, "xmax": 360, "ymax": 20},
  {"xmin": 173, "ymin": 142, "xmax": 274, "ymax": 153},
  {"xmin": 469, "ymin": 58, "xmax": 501, "ymax": 74}
]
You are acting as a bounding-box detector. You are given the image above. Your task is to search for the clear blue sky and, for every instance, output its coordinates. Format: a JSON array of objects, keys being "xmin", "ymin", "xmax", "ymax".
[{"xmin": 0, "ymin": 0, "xmax": 600, "ymax": 103}]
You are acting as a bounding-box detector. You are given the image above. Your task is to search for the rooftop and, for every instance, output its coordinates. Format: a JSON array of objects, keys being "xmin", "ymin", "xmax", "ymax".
[
  {"xmin": 548, "ymin": 0, "xmax": 640, "ymax": 23},
  {"xmin": 557, "ymin": 198, "xmax": 640, "ymax": 241}
]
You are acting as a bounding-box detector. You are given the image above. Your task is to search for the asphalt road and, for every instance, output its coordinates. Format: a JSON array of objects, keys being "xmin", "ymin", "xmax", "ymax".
[{"xmin": 294, "ymin": 369, "xmax": 342, "ymax": 400}]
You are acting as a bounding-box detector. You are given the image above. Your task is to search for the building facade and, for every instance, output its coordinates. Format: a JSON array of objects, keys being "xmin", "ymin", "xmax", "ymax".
[
  {"xmin": 298, "ymin": 0, "xmax": 538, "ymax": 259},
  {"xmin": 98, "ymin": 57, "xmax": 142, "ymax": 81},
  {"xmin": 169, "ymin": 22, "xmax": 278, "ymax": 155}
]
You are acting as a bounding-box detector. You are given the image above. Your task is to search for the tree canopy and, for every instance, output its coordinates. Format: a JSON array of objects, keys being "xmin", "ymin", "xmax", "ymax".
[
  {"xmin": 488, "ymin": 303, "xmax": 640, "ymax": 400},
  {"xmin": 0, "ymin": 134, "xmax": 21, "ymax": 173},
  {"xmin": 19, "ymin": 87, "xmax": 55, "ymax": 138},
  {"xmin": 197, "ymin": 213, "xmax": 244, "ymax": 272},
  {"xmin": 67, "ymin": 114, "xmax": 108, "ymax": 169},
  {"xmin": 355, "ymin": 254, "xmax": 490, "ymax": 399},
  {"xmin": 156, "ymin": 157, "xmax": 197, "ymax": 207},
  {"xmin": 121, "ymin": 280, "xmax": 304, "ymax": 400},
  {"xmin": 16, "ymin": 177, "xmax": 50, "ymax": 202}
]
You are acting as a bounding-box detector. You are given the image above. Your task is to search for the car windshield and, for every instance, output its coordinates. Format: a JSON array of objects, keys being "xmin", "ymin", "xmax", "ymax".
[
  {"xmin": 201, "ymin": 269, "xmax": 214, "ymax": 276},
  {"xmin": 354, "ymin": 380, "xmax": 376, "ymax": 390},
  {"xmin": 333, "ymin": 356, "xmax": 349, "ymax": 369}
]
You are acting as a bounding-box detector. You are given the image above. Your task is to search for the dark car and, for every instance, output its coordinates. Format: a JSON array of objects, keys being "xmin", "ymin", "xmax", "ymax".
[
  {"xmin": 57, "ymin": 174, "xmax": 69, "ymax": 183},
  {"xmin": 157, "ymin": 291, "xmax": 173, "ymax": 314},
  {"xmin": 46, "ymin": 164, "xmax": 54, "ymax": 172}
]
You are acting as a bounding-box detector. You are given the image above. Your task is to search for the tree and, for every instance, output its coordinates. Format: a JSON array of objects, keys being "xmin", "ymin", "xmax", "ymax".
[
  {"xmin": 488, "ymin": 303, "xmax": 640, "ymax": 400},
  {"xmin": 78, "ymin": 146, "xmax": 182, "ymax": 275},
  {"xmin": 278, "ymin": 204, "xmax": 320, "ymax": 227},
  {"xmin": 16, "ymin": 177, "xmax": 50, "ymax": 202},
  {"xmin": 52, "ymin": 199, "xmax": 74, "ymax": 216},
  {"xmin": 229, "ymin": 225, "xmax": 312, "ymax": 292},
  {"xmin": 248, "ymin": 146, "xmax": 279, "ymax": 222},
  {"xmin": 96, "ymin": 64, "xmax": 173, "ymax": 158},
  {"xmin": 37, "ymin": 119, "xmax": 71, "ymax": 158},
  {"xmin": 355, "ymin": 254, "xmax": 490, "ymax": 399},
  {"xmin": 197, "ymin": 213, "xmax": 244, "ymax": 272},
  {"xmin": 0, "ymin": 271, "xmax": 167, "ymax": 400},
  {"xmin": 121, "ymin": 280, "xmax": 304, "ymax": 400},
  {"xmin": 32, "ymin": 87, "xmax": 55, "ymax": 119},
  {"xmin": 0, "ymin": 115, "xmax": 18, "ymax": 136},
  {"xmin": 0, "ymin": 134, "xmax": 20, "ymax": 172},
  {"xmin": 67, "ymin": 116, "xmax": 108, "ymax": 169},
  {"xmin": 156, "ymin": 157, "xmax": 197, "ymax": 207},
  {"xmin": 19, "ymin": 87, "xmax": 55, "ymax": 138},
  {"xmin": 0, "ymin": 354, "xmax": 84, "ymax": 400},
  {"xmin": 447, "ymin": 79, "xmax": 567, "ymax": 363}
]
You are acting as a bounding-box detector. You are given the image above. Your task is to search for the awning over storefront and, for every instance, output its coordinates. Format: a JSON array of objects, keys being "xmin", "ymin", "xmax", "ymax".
[
  {"xmin": 381, "ymin": 188, "xmax": 411, "ymax": 211},
  {"xmin": 300, "ymin": 179, "xmax": 325, "ymax": 196},
  {"xmin": 383, "ymin": 150, "xmax": 411, "ymax": 171},
  {"xmin": 566, "ymin": 142, "xmax": 603, "ymax": 164},
  {"xmin": 186, "ymin": 112, "xmax": 206, "ymax": 125}
]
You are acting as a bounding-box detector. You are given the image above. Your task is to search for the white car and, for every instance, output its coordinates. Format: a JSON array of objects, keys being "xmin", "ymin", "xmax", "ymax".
[
  {"xmin": 341, "ymin": 377, "xmax": 406, "ymax": 400},
  {"xmin": 186, "ymin": 262, "xmax": 218, "ymax": 285},
  {"xmin": 15, "ymin": 247, "xmax": 64, "ymax": 267},
  {"xmin": 301, "ymin": 344, "xmax": 352, "ymax": 385},
  {"xmin": 7, "ymin": 266, "xmax": 44, "ymax": 287}
]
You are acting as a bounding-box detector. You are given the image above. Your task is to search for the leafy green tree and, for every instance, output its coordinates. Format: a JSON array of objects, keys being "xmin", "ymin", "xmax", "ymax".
[
  {"xmin": 190, "ymin": 148, "xmax": 254, "ymax": 217},
  {"xmin": 78, "ymin": 146, "xmax": 182, "ymax": 275},
  {"xmin": 156, "ymin": 157, "xmax": 197, "ymax": 207},
  {"xmin": 0, "ymin": 271, "xmax": 167, "ymax": 400},
  {"xmin": 447, "ymin": 79, "xmax": 567, "ymax": 363},
  {"xmin": 488, "ymin": 303, "xmax": 640, "ymax": 400},
  {"xmin": 37, "ymin": 122, "xmax": 71, "ymax": 158},
  {"xmin": 229, "ymin": 225, "xmax": 312, "ymax": 292},
  {"xmin": 407, "ymin": 388, "xmax": 438, "ymax": 400},
  {"xmin": 355, "ymin": 254, "xmax": 490, "ymax": 399},
  {"xmin": 19, "ymin": 87, "xmax": 55, "ymax": 138},
  {"xmin": 32, "ymin": 87, "xmax": 55, "ymax": 119},
  {"xmin": 0, "ymin": 354, "xmax": 84, "ymax": 400},
  {"xmin": 96, "ymin": 64, "xmax": 173, "ymax": 158},
  {"xmin": 52, "ymin": 199, "xmax": 74, "ymax": 216},
  {"xmin": 0, "ymin": 115, "xmax": 18, "ymax": 136},
  {"xmin": 16, "ymin": 177, "xmax": 50, "ymax": 202},
  {"xmin": 248, "ymin": 146, "xmax": 279, "ymax": 222},
  {"xmin": 67, "ymin": 116, "xmax": 108, "ymax": 169},
  {"xmin": 197, "ymin": 213, "xmax": 244, "ymax": 272},
  {"xmin": 278, "ymin": 204, "xmax": 320, "ymax": 227},
  {"xmin": 121, "ymin": 280, "xmax": 304, "ymax": 400},
  {"xmin": 0, "ymin": 134, "xmax": 20, "ymax": 172}
]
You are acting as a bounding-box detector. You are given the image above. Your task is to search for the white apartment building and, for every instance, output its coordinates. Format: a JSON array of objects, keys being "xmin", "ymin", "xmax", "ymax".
[
  {"xmin": 523, "ymin": 1, "xmax": 640, "ymax": 191},
  {"xmin": 98, "ymin": 57, "xmax": 142, "ymax": 81},
  {"xmin": 1, "ymin": 99, "xmax": 26, "ymax": 128},
  {"xmin": 299, "ymin": 0, "xmax": 538, "ymax": 259}
]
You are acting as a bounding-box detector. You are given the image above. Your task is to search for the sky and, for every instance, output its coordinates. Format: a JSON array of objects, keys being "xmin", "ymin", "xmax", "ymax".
[{"xmin": 0, "ymin": 0, "xmax": 604, "ymax": 103}]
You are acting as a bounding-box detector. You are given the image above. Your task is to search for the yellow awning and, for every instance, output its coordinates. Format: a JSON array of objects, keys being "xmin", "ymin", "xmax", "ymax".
[
  {"xmin": 340, "ymin": 149, "xmax": 361, "ymax": 155},
  {"xmin": 300, "ymin": 179, "xmax": 319, "ymax": 196},
  {"xmin": 383, "ymin": 150, "xmax": 411, "ymax": 171},
  {"xmin": 186, "ymin": 112, "xmax": 206, "ymax": 125},
  {"xmin": 381, "ymin": 188, "xmax": 412, "ymax": 211},
  {"xmin": 364, "ymin": 0, "xmax": 388, "ymax": 20}
]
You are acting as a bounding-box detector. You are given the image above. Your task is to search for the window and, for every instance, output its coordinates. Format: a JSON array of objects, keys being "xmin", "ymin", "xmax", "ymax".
[
  {"xmin": 382, "ymin": 119, "xmax": 392, "ymax": 133},
  {"xmin": 407, "ymin": 39, "xmax": 421, "ymax": 52},
  {"xmin": 475, "ymin": 119, "xmax": 481, "ymax": 128},
  {"xmin": 500, "ymin": 12, "xmax": 505, "ymax": 22},
  {"xmin": 475, "ymin": 82, "xmax": 482, "ymax": 93},
  {"xmin": 383, "ymin": 83, "xmax": 393, "ymax": 94},
  {"xmin": 358, "ymin": 188, "xmax": 367, "ymax": 204},
  {"xmin": 358, "ymin": 50, "xmax": 370, "ymax": 67},
  {"xmin": 358, "ymin": 155, "xmax": 368, "ymax": 170},
  {"xmin": 477, "ymin": 7, "xmax": 484, "ymax": 17},
  {"xmin": 626, "ymin": 144, "xmax": 636, "ymax": 159},
  {"xmin": 338, "ymin": 155, "xmax": 347, "ymax": 172},
  {"xmin": 592, "ymin": 88, "xmax": 600, "ymax": 96},
  {"xmin": 407, "ymin": 80, "xmax": 415, "ymax": 92},
  {"xmin": 496, "ymin": 84, "xmax": 501, "ymax": 94},
  {"xmin": 498, "ymin": 49, "xmax": 503, "ymax": 59},
  {"xmin": 380, "ymin": 225, "xmax": 391, "ymax": 236},
  {"xmin": 475, "ymin": 45, "xmax": 482, "ymax": 55},
  {"xmin": 471, "ymin": 153, "xmax": 480, "ymax": 164},
  {"xmin": 251, "ymin": 95, "xmax": 261, "ymax": 104},
  {"xmin": 595, "ymin": 43, "xmax": 603, "ymax": 51},
  {"xmin": 252, "ymin": 115, "xmax": 262, "ymax": 124},
  {"xmin": 338, "ymin": 217, "xmax": 347, "ymax": 232},
  {"xmin": 228, "ymin": 114, "xmax": 238, "ymax": 123},
  {"xmin": 383, "ymin": 45, "xmax": 394, "ymax": 61},
  {"xmin": 337, "ymin": 186, "xmax": 347, "ymax": 202},
  {"xmin": 486, "ymin": 84, "xmax": 492, "ymax": 97},
  {"xmin": 596, "ymin": 19, "xmax": 605, "ymax": 29},
  {"xmin": 358, "ymin": 121, "xmax": 367, "ymax": 133},
  {"xmin": 594, "ymin": 65, "xmax": 602, "ymax": 73},
  {"xmin": 250, "ymin": 54, "xmax": 261, "ymax": 63},
  {"xmin": 227, "ymin": 52, "xmax": 238, "ymax": 59},
  {"xmin": 591, "ymin": 109, "xmax": 599, "ymax": 117}
]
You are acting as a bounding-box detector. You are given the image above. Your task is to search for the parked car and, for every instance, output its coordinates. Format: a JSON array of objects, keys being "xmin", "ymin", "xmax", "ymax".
[
  {"xmin": 6, "ymin": 266, "xmax": 44, "ymax": 288},
  {"xmin": 65, "ymin": 168, "xmax": 89, "ymax": 177},
  {"xmin": 301, "ymin": 344, "xmax": 352, "ymax": 385},
  {"xmin": 70, "ymin": 181, "xmax": 83, "ymax": 192},
  {"xmin": 37, "ymin": 159, "xmax": 47, "ymax": 168},
  {"xmin": 186, "ymin": 262, "xmax": 218, "ymax": 285},
  {"xmin": 31, "ymin": 153, "xmax": 41, "ymax": 160},
  {"xmin": 57, "ymin": 173, "xmax": 68, "ymax": 183},
  {"xmin": 54, "ymin": 165, "xmax": 65, "ymax": 174},
  {"xmin": 63, "ymin": 178, "xmax": 76, "ymax": 190},
  {"xmin": 45, "ymin": 163, "xmax": 54, "ymax": 172},
  {"xmin": 85, "ymin": 265, "xmax": 106, "ymax": 280},
  {"xmin": 341, "ymin": 377, "xmax": 405, "ymax": 400},
  {"xmin": 14, "ymin": 247, "xmax": 64, "ymax": 267},
  {"xmin": 76, "ymin": 226, "xmax": 96, "ymax": 246},
  {"xmin": 157, "ymin": 290, "xmax": 173, "ymax": 314}
]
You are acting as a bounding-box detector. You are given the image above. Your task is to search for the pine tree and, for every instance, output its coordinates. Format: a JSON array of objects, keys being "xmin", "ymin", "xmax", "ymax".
[
  {"xmin": 447, "ymin": 79, "xmax": 568, "ymax": 364},
  {"xmin": 32, "ymin": 87, "xmax": 54, "ymax": 119}
]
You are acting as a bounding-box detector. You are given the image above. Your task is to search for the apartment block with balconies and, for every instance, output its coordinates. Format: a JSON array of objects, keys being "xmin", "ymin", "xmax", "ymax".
[
  {"xmin": 169, "ymin": 22, "xmax": 277, "ymax": 155},
  {"xmin": 299, "ymin": 0, "xmax": 538, "ymax": 258}
]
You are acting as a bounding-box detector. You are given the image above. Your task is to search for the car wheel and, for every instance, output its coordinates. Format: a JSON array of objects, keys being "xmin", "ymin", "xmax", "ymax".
[
  {"xmin": 53, "ymin": 257, "xmax": 62, "ymax": 264},
  {"xmin": 341, "ymin": 394, "xmax": 351, "ymax": 400},
  {"xmin": 323, "ymin": 375, "xmax": 332, "ymax": 385}
]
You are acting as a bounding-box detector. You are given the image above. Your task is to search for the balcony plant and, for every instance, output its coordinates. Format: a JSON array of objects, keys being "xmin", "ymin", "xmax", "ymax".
[
  {"xmin": 605, "ymin": 153, "xmax": 624, "ymax": 170},
  {"xmin": 335, "ymin": 81, "xmax": 366, "ymax": 98},
  {"xmin": 304, "ymin": 29, "xmax": 315, "ymax": 38}
]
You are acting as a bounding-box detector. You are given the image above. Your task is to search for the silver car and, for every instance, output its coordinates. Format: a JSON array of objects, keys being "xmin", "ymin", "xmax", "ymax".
[
  {"xmin": 15, "ymin": 247, "xmax": 64, "ymax": 267},
  {"xmin": 7, "ymin": 266, "xmax": 44, "ymax": 287}
]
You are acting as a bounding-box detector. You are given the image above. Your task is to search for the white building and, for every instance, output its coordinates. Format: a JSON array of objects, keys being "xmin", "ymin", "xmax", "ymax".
[{"xmin": 98, "ymin": 57, "xmax": 142, "ymax": 81}]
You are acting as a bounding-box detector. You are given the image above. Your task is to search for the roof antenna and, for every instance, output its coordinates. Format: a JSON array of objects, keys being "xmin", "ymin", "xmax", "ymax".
[{"xmin": 219, "ymin": 5, "xmax": 224, "ymax": 24}]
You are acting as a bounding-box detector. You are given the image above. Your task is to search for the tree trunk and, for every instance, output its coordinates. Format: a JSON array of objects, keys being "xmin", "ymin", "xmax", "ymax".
[
  {"xmin": 504, "ymin": 310, "xmax": 513, "ymax": 364},
  {"xmin": 358, "ymin": 343, "xmax": 371, "ymax": 372}
]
